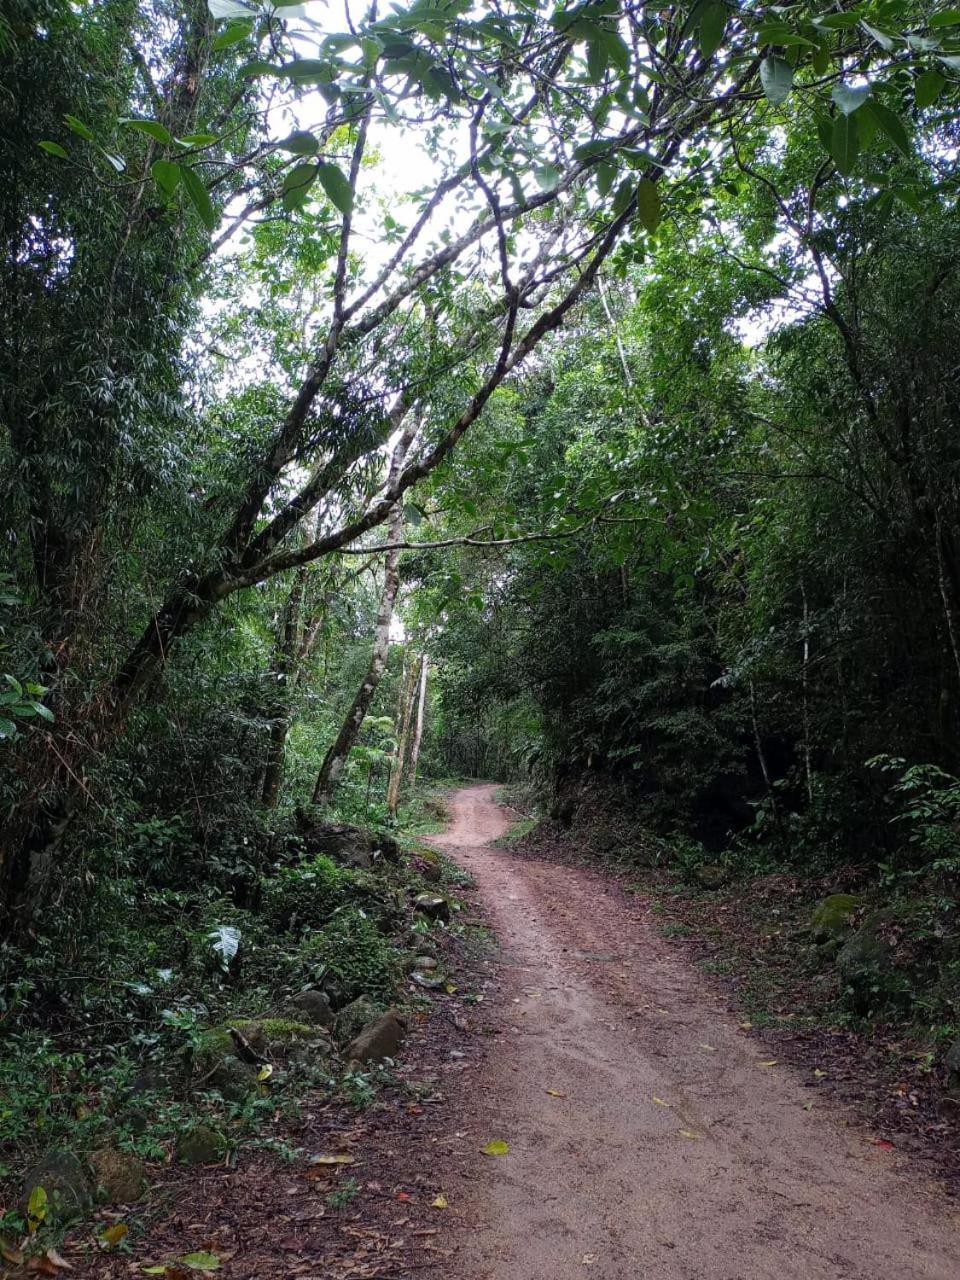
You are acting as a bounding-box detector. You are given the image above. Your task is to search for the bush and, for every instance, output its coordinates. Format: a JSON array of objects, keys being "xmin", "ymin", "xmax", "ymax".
[{"xmin": 302, "ymin": 908, "xmax": 398, "ymax": 1003}]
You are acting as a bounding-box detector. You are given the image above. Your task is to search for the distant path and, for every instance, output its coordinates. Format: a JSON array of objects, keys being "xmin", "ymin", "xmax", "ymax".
[{"xmin": 432, "ymin": 784, "xmax": 959, "ymax": 1280}]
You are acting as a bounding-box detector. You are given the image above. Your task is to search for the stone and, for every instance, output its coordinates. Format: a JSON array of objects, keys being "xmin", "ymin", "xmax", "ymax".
[
  {"xmin": 20, "ymin": 1151, "xmax": 92, "ymax": 1224},
  {"xmin": 411, "ymin": 971, "xmax": 444, "ymax": 990},
  {"xmin": 209, "ymin": 1055, "xmax": 258, "ymax": 1101},
  {"xmin": 811, "ymin": 893, "xmax": 860, "ymax": 943},
  {"xmin": 176, "ymin": 1125, "xmax": 225, "ymax": 1165},
  {"xmin": 836, "ymin": 910, "xmax": 897, "ymax": 1014},
  {"xmin": 298, "ymin": 822, "xmax": 397, "ymax": 870},
  {"xmin": 943, "ymin": 1038, "xmax": 960, "ymax": 1092},
  {"xmin": 291, "ymin": 989, "xmax": 335, "ymax": 1028},
  {"xmin": 413, "ymin": 893, "xmax": 451, "ymax": 922},
  {"xmin": 414, "ymin": 955, "xmax": 438, "ymax": 971},
  {"xmin": 89, "ymin": 1149, "xmax": 145, "ymax": 1205},
  {"xmin": 693, "ymin": 863, "xmax": 728, "ymax": 890},
  {"xmin": 345, "ymin": 1011, "xmax": 407, "ymax": 1064},
  {"xmin": 334, "ymin": 996, "xmax": 381, "ymax": 1045}
]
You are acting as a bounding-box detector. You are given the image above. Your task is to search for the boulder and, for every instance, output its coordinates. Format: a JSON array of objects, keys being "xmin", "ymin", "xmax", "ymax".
[
  {"xmin": 334, "ymin": 996, "xmax": 381, "ymax": 1045},
  {"xmin": 20, "ymin": 1151, "xmax": 92, "ymax": 1224},
  {"xmin": 291, "ymin": 989, "xmax": 335, "ymax": 1028},
  {"xmin": 943, "ymin": 1038, "xmax": 960, "ymax": 1093},
  {"xmin": 89, "ymin": 1149, "xmax": 145, "ymax": 1204},
  {"xmin": 414, "ymin": 955, "xmax": 438, "ymax": 971},
  {"xmin": 413, "ymin": 893, "xmax": 451, "ymax": 922},
  {"xmin": 176, "ymin": 1125, "xmax": 225, "ymax": 1165},
  {"xmin": 693, "ymin": 863, "xmax": 728, "ymax": 890},
  {"xmin": 299, "ymin": 822, "xmax": 397, "ymax": 870},
  {"xmin": 836, "ymin": 910, "xmax": 898, "ymax": 1014},
  {"xmin": 811, "ymin": 893, "xmax": 860, "ymax": 943},
  {"xmin": 346, "ymin": 1010, "xmax": 407, "ymax": 1064},
  {"xmin": 208, "ymin": 1055, "xmax": 258, "ymax": 1101}
]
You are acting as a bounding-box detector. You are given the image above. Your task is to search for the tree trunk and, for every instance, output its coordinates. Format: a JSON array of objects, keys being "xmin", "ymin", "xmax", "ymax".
[
  {"xmin": 407, "ymin": 654, "xmax": 429, "ymax": 788},
  {"xmin": 386, "ymin": 652, "xmax": 421, "ymax": 817},
  {"xmin": 310, "ymin": 508, "xmax": 405, "ymax": 806}
]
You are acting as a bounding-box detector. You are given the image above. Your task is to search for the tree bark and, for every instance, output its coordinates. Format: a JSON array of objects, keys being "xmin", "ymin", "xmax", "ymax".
[
  {"xmin": 386, "ymin": 651, "xmax": 421, "ymax": 817},
  {"xmin": 407, "ymin": 654, "xmax": 429, "ymax": 788}
]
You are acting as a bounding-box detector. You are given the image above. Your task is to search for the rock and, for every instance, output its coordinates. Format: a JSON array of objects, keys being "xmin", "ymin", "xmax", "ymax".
[
  {"xmin": 317, "ymin": 970, "xmax": 351, "ymax": 1011},
  {"xmin": 346, "ymin": 1010, "xmax": 407, "ymax": 1064},
  {"xmin": 693, "ymin": 863, "xmax": 728, "ymax": 890},
  {"xmin": 334, "ymin": 996, "xmax": 381, "ymax": 1045},
  {"xmin": 411, "ymin": 971, "xmax": 444, "ymax": 990},
  {"xmin": 943, "ymin": 1038, "xmax": 960, "ymax": 1092},
  {"xmin": 413, "ymin": 893, "xmax": 451, "ymax": 922},
  {"xmin": 89, "ymin": 1149, "xmax": 145, "ymax": 1204},
  {"xmin": 176, "ymin": 1125, "xmax": 225, "ymax": 1165},
  {"xmin": 298, "ymin": 822, "xmax": 396, "ymax": 870},
  {"xmin": 414, "ymin": 955, "xmax": 438, "ymax": 971},
  {"xmin": 20, "ymin": 1151, "xmax": 92, "ymax": 1223},
  {"xmin": 209, "ymin": 1055, "xmax": 258, "ymax": 1101},
  {"xmin": 291, "ymin": 989, "xmax": 335, "ymax": 1028},
  {"xmin": 836, "ymin": 910, "xmax": 898, "ymax": 1014},
  {"xmin": 811, "ymin": 893, "xmax": 860, "ymax": 943}
]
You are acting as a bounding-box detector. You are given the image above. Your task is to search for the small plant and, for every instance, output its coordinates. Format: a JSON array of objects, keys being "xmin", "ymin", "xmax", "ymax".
[{"xmin": 326, "ymin": 1176, "xmax": 360, "ymax": 1209}]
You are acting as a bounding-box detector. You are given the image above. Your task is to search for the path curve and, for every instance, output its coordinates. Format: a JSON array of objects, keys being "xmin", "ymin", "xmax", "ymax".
[{"xmin": 432, "ymin": 784, "xmax": 959, "ymax": 1280}]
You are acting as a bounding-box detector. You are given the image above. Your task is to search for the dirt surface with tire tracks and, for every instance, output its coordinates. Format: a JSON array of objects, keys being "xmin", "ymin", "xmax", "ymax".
[{"xmin": 432, "ymin": 784, "xmax": 959, "ymax": 1280}]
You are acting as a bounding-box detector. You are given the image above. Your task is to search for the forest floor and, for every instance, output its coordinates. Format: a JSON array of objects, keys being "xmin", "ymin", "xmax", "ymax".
[{"xmin": 57, "ymin": 785, "xmax": 960, "ymax": 1279}]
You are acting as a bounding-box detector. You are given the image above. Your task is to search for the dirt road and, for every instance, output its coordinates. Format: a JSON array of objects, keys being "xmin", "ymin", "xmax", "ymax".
[{"xmin": 431, "ymin": 784, "xmax": 959, "ymax": 1280}]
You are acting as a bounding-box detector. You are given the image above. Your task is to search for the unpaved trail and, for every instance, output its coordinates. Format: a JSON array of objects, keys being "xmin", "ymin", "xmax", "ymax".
[{"xmin": 431, "ymin": 784, "xmax": 959, "ymax": 1280}]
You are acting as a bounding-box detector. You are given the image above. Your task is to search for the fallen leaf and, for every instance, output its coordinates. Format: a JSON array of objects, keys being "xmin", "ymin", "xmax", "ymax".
[
  {"xmin": 396, "ymin": 1191, "xmax": 412, "ymax": 1202},
  {"xmin": 699, "ymin": 1043, "xmax": 715, "ymax": 1052},
  {"xmin": 257, "ymin": 1064, "xmax": 273, "ymax": 1082},
  {"xmin": 652, "ymin": 1096, "xmax": 672, "ymax": 1108},
  {"xmin": 1, "ymin": 1244, "xmax": 25, "ymax": 1267},
  {"xmin": 870, "ymin": 1138, "xmax": 895, "ymax": 1151},
  {"xmin": 141, "ymin": 1268, "xmax": 167, "ymax": 1275},
  {"xmin": 27, "ymin": 1184, "xmax": 47, "ymax": 1234},
  {"xmin": 482, "ymin": 1139, "xmax": 509, "ymax": 1156},
  {"xmin": 100, "ymin": 1223, "xmax": 128, "ymax": 1247},
  {"xmin": 545, "ymin": 1089, "xmax": 566, "ymax": 1098},
  {"xmin": 738, "ymin": 1021, "xmax": 753, "ymax": 1030},
  {"xmin": 802, "ymin": 1102, "xmax": 814, "ymax": 1111},
  {"xmin": 678, "ymin": 1129, "xmax": 699, "ymax": 1140},
  {"xmin": 758, "ymin": 1060, "xmax": 778, "ymax": 1068},
  {"xmin": 431, "ymin": 1194, "xmax": 448, "ymax": 1209},
  {"xmin": 813, "ymin": 1068, "xmax": 828, "ymax": 1078},
  {"xmin": 310, "ymin": 1154, "xmax": 355, "ymax": 1165},
  {"xmin": 45, "ymin": 1250, "xmax": 72, "ymax": 1271},
  {"xmin": 179, "ymin": 1252, "xmax": 221, "ymax": 1271}
]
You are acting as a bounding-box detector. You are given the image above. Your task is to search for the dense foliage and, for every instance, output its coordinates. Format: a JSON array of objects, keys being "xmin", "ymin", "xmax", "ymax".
[{"xmin": 2, "ymin": 0, "xmax": 960, "ymax": 1240}]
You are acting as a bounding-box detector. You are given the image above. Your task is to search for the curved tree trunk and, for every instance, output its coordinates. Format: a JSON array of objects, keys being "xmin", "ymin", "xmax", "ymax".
[{"xmin": 311, "ymin": 504, "xmax": 404, "ymax": 807}]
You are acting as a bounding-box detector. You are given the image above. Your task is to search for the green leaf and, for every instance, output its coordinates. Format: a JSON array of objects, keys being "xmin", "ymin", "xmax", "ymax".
[
  {"xmin": 635, "ymin": 177, "xmax": 661, "ymax": 233},
  {"xmin": 699, "ymin": 2, "xmax": 726, "ymax": 59},
  {"xmin": 181, "ymin": 165, "xmax": 217, "ymax": 229},
  {"xmin": 481, "ymin": 1139, "xmax": 509, "ymax": 1156},
  {"xmin": 0, "ymin": 716, "xmax": 16, "ymax": 739},
  {"xmin": 208, "ymin": 0, "xmax": 251, "ymax": 17},
  {"xmin": 282, "ymin": 162, "xmax": 317, "ymax": 210},
  {"xmin": 863, "ymin": 100, "xmax": 910, "ymax": 156},
  {"xmin": 929, "ymin": 9, "xmax": 960, "ymax": 27},
  {"xmin": 611, "ymin": 178, "xmax": 634, "ymax": 217},
  {"xmin": 34, "ymin": 703, "xmax": 54, "ymax": 723},
  {"xmin": 64, "ymin": 113, "xmax": 94, "ymax": 141},
  {"xmin": 38, "ymin": 140, "xmax": 68, "ymax": 158},
  {"xmin": 279, "ymin": 130, "xmax": 319, "ymax": 156},
  {"xmin": 121, "ymin": 118, "xmax": 173, "ymax": 145},
  {"xmin": 534, "ymin": 164, "xmax": 560, "ymax": 192},
  {"xmin": 177, "ymin": 132, "xmax": 219, "ymax": 147},
  {"xmin": 212, "ymin": 18, "xmax": 253, "ymax": 50},
  {"xmin": 27, "ymin": 1184, "xmax": 47, "ymax": 1232},
  {"xmin": 102, "ymin": 151, "xmax": 126, "ymax": 173},
  {"xmin": 598, "ymin": 27, "xmax": 630, "ymax": 74},
  {"xmin": 596, "ymin": 161, "xmax": 616, "ymax": 196},
  {"xmin": 831, "ymin": 82, "xmax": 870, "ymax": 115},
  {"xmin": 812, "ymin": 43, "xmax": 831, "ymax": 75},
  {"xmin": 860, "ymin": 22, "xmax": 895, "ymax": 51},
  {"xmin": 316, "ymin": 160, "xmax": 354, "ymax": 215},
  {"xmin": 759, "ymin": 57, "xmax": 793, "ymax": 106},
  {"xmin": 179, "ymin": 1253, "xmax": 221, "ymax": 1271},
  {"xmin": 151, "ymin": 159, "xmax": 181, "ymax": 196},
  {"xmin": 830, "ymin": 111, "xmax": 860, "ymax": 176},
  {"xmin": 915, "ymin": 68, "xmax": 945, "ymax": 108}
]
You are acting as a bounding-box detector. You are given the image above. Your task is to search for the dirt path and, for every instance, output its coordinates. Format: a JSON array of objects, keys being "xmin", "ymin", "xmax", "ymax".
[{"xmin": 431, "ymin": 784, "xmax": 959, "ymax": 1280}]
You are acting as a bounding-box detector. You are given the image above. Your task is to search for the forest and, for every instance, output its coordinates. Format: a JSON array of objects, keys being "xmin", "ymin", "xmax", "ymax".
[{"xmin": 2, "ymin": 0, "xmax": 960, "ymax": 1270}]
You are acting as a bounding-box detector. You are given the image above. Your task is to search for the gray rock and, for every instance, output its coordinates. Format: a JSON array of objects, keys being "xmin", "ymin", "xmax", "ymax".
[
  {"xmin": 176, "ymin": 1124, "xmax": 225, "ymax": 1165},
  {"xmin": 89, "ymin": 1148, "xmax": 145, "ymax": 1204},
  {"xmin": 414, "ymin": 956, "xmax": 438, "ymax": 971},
  {"xmin": 411, "ymin": 971, "xmax": 444, "ymax": 990},
  {"xmin": 346, "ymin": 1010, "xmax": 407, "ymax": 1064},
  {"xmin": 299, "ymin": 822, "xmax": 398, "ymax": 870},
  {"xmin": 943, "ymin": 1038, "xmax": 960, "ymax": 1092},
  {"xmin": 209, "ymin": 1055, "xmax": 258, "ymax": 1101},
  {"xmin": 334, "ymin": 996, "xmax": 381, "ymax": 1045},
  {"xmin": 693, "ymin": 863, "xmax": 728, "ymax": 890},
  {"xmin": 20, "ymin": 1151, "xmax": 92, "ymax": 1223},
  {"xmin": 811, "ymin": 893, "xmax": 859, "ymax": 943},
  {"xmin": 413, "ymin": 893, "xmax": 451, "ymax": 922},
  {"xmin": 291, "ymin": 989, "xmax": 335, "ymax": 1028},
  {"xmin": 836, "ymin": 910, "xmax": 897, "ymax": 1014}
]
